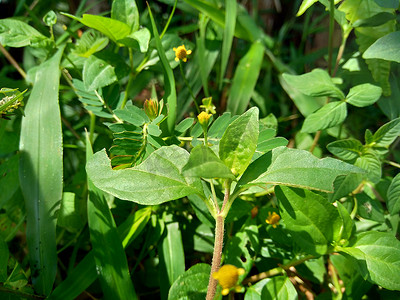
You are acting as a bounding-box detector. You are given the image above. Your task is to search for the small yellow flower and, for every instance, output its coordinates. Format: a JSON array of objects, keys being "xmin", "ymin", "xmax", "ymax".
[
  {"xmin": 212, "ymin": 264, "xmax": 245, "ymax": 296},
  {"xmin": 198, "ymin": 111, "xmax": 211, "ymax": 127},
  {"xmin": 173, "ymin": 45, "xmax": 192, "ymax": 62},
  {"xmin": 266, "ymin": 211, "xmax": 280, "ymax": 228}
]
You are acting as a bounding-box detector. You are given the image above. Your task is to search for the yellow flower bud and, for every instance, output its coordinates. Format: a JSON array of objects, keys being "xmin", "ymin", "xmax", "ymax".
[
  {"xmin": 266, "ymin": 211, "xmax": 280, "ymax": 228},
  {"xmin": 144, "ymin": 98, "xmax": 159, "ymax": 121},
  {"xmin": 198, "ymin": 111, "xmax": 211, "ymax": 128},
  {"xmin": 173, "ymin": 45, "xmax": 192, "ymax": 62},
  {"xmin": 212, "ymin": 264, "xmax": 245, "ymax": 296}
]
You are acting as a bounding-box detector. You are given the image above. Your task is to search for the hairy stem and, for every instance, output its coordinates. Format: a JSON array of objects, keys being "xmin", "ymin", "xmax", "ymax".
[{"xmin": 0, "ymin": 43, "xmax": 26, "ymax": 79}]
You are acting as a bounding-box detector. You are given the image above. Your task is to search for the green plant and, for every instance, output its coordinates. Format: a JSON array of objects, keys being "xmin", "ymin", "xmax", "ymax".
[{"xmin": 0, "ymin": 0, "xmax": 400, "ymax": 299}]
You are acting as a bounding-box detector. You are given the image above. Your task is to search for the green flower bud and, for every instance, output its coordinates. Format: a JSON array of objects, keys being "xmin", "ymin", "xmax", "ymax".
[{"xmin": 144, "ymin": 98, "xmax": 159, "ymax": 121}]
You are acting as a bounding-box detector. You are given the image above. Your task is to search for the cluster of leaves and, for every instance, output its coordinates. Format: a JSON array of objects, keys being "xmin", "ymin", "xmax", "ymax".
[{"xmin": 0, "ymin": 0, "xmax": 400, "ymax": 299}]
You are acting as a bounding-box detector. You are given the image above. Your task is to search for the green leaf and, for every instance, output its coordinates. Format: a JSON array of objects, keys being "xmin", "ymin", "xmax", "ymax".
[
  {"xmin": 0, "ymin": 154, "xmax": 19, "ymax": 208},
  {"xmin": 261, "ymin": 276, "xmax": 297, "ymax": 300},
  {"xmin": 111, "ymin": 0, "xmax": 139, "ymax": 32},
  {"xmin": 356, "ymin": 193, "xmax": 385, "ymax": 222},
  {"xmin": 73, "ymin": 30, "xmax": 109, "ymax": 58},
  {"xmin": 43, "ymin": 10, "xmax": 57, "ymax": 27},
  {"xmin": 86, "ymin": 146, "xmax": 203, "ymax": 205},
  {"xmin": 64, "ymin": 13, "xmax": 130, "ymax": 42},
  {"xmin": 363, "ymin": 31, "xmax": 400, "ymax": 63},
  {"xmin": 336, "ymin": 202, "xmax": 355, "ymax": 242},
  {"xmin": 340, "ymin": 231, "xmax": 400, "ymax": 290},
  {"xmin": 354, "ymin": 152, "xmax": 381, "ymax": 183},
  {"xmin": 114, "ymin": 103, "xmax": 149, "ymax": 126},
  {"xmin": 345, "ymin": 83, "xmax": 382, "ymax": 107},
  {"xmin": 301, "ymin": 101, "xmax": 347, "ymax": 133},
  {"xmin": 148, "ymin": 5, "xmax": 177, "ymax": 133},
  {"xmin": 353, "ymin": 12, "xmax": 396, "ymax": 27},
  {"xmin": 118, "ymin": 28, "xmax": 151, "ymax": 52},
  {"xmin": 371, "ymin": 117, "xmax": 400, "ymax": 147},
  {"xmin": 245, "ymin": 278, "xmax": 269, "ymax": 300},
  {"xmin": 219, "ymin": 107, "xmax": 259, "ymax": 176},
  {"xmin": 19, "ymin": 46, "xmax": 65, "ymax": 296},
  {"xmin": 276, "ymin": 186, "xmax": 343, "ymax": 256},
  {"xmin": 182, "ymin": 145, "xmax": 236, "ymax": 180},
  {"xmin": 83, "ymin": 55, "xmax": 118, "ymax": 91},
  {"xmin": 245, "ymin": 147, "xmax": 363, "ymax": 193},
  {"xmin": 86, "ymin": 136, "xmax": 137, "ymax": 300},
  {"xmin": 227, "ymin": 41, "xmax": 265, "ymax": 114},
  {"xmin": 296, "ymin": 0, "xmax": 318, "ymax": 16},
  {"xmin": 168, "ymin": 263, "xmax": 210, "ymax": 300},
  {"xmin": 0, "ymin": 18, "xmax": 48, "ymax": 47},
  {"xmin": 387, "ymin": 173, "xmax": 400, "ymax": 215},
  {"xmin": 282, "ymin": 69, "xmax": 345, "ymax": 99},
  {"xmin": 159, "ymin": 217, "xmax": 185, "ymax": 299},
  {"xmin": 219, "ymin": 0, "xmax": 236, "ymax": 90},
  {"xmin": 57, "ymin": 192, "xmax": 85, "ymax": 233},
  {"xmin": 327, "ymin": 139, "xmax": 364, "ymax": 161}
]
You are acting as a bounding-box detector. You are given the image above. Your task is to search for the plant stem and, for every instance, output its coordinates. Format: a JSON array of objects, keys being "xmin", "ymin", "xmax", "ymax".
[
  {"xmin": 179, "ymin": 62, "xmax": 200, "ymax": 113},
  {"xmin": 206, "ymin": 214, "xmax": 225, "ymax": 300},
  {"xmin": 206, "ymin": 182, "xmax": 230, "ymax": 300},
  {"xmin": 0, "ymin": 43, "xmax": 26, "ymax": 79},
  {"xmin": 328, "ymin": 258, "xmax": 343, "ymax": 299},
  {"xmin": 328, "ymin": 0, "xmax": 335, "ymax": 76},
  {"xmin": 310, "ymin": 130, "xmax": 321, "ymax": 153}
]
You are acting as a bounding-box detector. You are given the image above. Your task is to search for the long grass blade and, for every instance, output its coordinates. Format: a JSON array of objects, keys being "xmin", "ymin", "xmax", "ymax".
[{"xmin": 19, "ymin": 46, "xmax": 65, "ymax": 296}]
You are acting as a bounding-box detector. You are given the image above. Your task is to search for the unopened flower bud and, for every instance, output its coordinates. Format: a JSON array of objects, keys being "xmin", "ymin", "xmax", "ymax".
[
  {"xmin": 144, "ymin": 98, "xmax": 159, "ymax": 121},
  {"xmin": 198, "ymin": 111, "xmax": 211, "ymax": 129}
]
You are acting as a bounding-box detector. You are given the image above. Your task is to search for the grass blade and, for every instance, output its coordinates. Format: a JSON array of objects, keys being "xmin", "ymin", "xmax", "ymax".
[
  {"xmin": 148, "ymin": 4, "xmax": 177, "ymax": 133},
  {"xmin": 219, "ymin": 0, "xmax": 237, "ymax": 90},
  {"xmin": 19, "ymin": 46, "xmax": 65, "ymax": 296}
]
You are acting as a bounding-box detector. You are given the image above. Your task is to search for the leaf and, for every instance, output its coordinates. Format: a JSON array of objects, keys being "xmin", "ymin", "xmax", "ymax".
[
  {"xmin": 354, "ymin": 153, "xmax": 382, "ymax": 183},
  {"xmin": 111, "ymin": 0, "xmax": 139, "ymax": 32},
  {"xmin": 219, "ymin": 107, "xmax": 259, "ymax": 176},
  {"xmin": 114, "ymin": 103, "xmax": 149, "ymax": 126},
  {"xmin": 301, "ymin": 101, "xmax": 347, "ymax": 133},
  {"xmin": 219, "ymin": 0, "xmax": 236, "ymax": 90},
  {"xmin": 168, "ymin": 263, "xmax": 210, "ymax": 300},
  {"xmin": 148, "ymin": 5, "xmax": 177, "ymax": 133},
  {"xmin": 276, "ymin": 186, "xmax": 343, "ymax": 256},
  {"xmin": 245, "ymin": 278, "xmax": 269, "ymax": 300},
  {"xmin": 86, "ymin": 146, "xmax": 203, "ymax": 205},
  {"xmin": 0, "ymin": 154, "xmax": 19, "ymax": 208},
  {"xmin": 0, "ymin": 18, "xmax": 48, "ymax": 47},
  {"xmin": 83, "ymin": 55, "xmax": 118, "ymax": 91},
  {"xmin": 296, "ymin": 0, "xmax": 319, "ymax": 16},
  {"xmin": 245, "ymin": 146, "xmax": 363, "ymax": 193},
  {"xmin": 19, "ymin": 46, "xmax": 65, "ymax": 296},
  {"xmin": 340, "ymin": 231, "xmax": 400, "ymax": 290},
  {"xmin": 261, "ymin": 276, "xmax": 297, "ymax": 300},
  {"xmin": 159, "ymin": 217, "xmax": 185, "ymax": 299},
  {"xmin": 363, "ymin": 31, "xmax": 400, "ymax": 63},
  {"xmin": 345, "ymin": 83, "xmax": 382, "ymax": 107},
  {"xmin": 353, "ymin": 12, "xmax": 396, "ymax": 27},
  {"xmin": 86, "ymin": 137, "xmax": 137, "ymax": 300},
  {"xmin": 0, "ymin": 237, "xmax": 8, "ymax": 282},
  {"xmin": 182, "ymin": 145, "xmax": 236, "ymax": 180},
  {"xmin": 336, "ymin": 202, "xmax": 355, "ymax": 242},
  {"xmin": 282, "ymin": 69, "xmax": 345, "ymax": 99},
  {"xmin": 371, "ymin": 117, "xmax": 400, "ymax": 147},
  {"xmin": 327, "ymin": 139, "xmax": 364, "ymax": 161},
  {"xmin": 57, "ymin": 192, "xmax": 85, "ymax": 233},
  {"xmin": 227, "ymin": 41, "xmax": 265, "ymax": 114},
  {"xmin": 63, "ymin": 13, "xmax": 130, "ymax": 42},
  {"xmin": 73, "ymin": 30, "xmax": 109, "ymax": 58},
  {"xmin": 387, "ymin": 173, "xmax": 400, "ymax": 215},
  {"xmin": 118, "ymin": 28, "xmax": 151, "ymax": 52}
]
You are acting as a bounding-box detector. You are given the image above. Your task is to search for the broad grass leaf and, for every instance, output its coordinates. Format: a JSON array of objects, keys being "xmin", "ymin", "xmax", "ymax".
[
  {"xmin": 340, "ymin": 231, "xmax": 400, "ymax": 291},
  {"xmin": 276, "ymin": 186, "xmax": 343, "ymax": 256},
  {"xmin": 159, "ymin": 218, "xmax": 185, "ymax": 299},
  {"xmin": 86, "ymin": 146, "xmax": 203, "ymax": 205},
  {"xmin": 282, "ymin": 69, "xmax": 345, "ymax": 99},
  {"xmin": 244, "ymin": 146, "xmax": 363, "ymax": 193},
  {"xmin": 227, "ymin": 41, "xmax": 264, "ymax": 114},
  {"xmin": 363, "ymin": 31, "xmax": 400, "ymax": 63},
  {"xmin": 387, "ymin": 173, "xmax": 400, "ymax": 215},
  {"xmin": 301, "ymin": 101, "xmax": 347, "ymax": 133},
  {"xmin": 182, "ymin": 145, "xmax": 236, "ymax": 180},
  {"xmin": 219, "ymin": 107, "xmax": 259, "ymax": 176},
  {"xmin": 327, "ymin": 139, "xmax": 363, "ymax": 161},
  {"xmin": 19, "ymin": 47, "xmax": 64, "ymax": 296},
  {"xmin": 168, "ymin": 264, "xmax": 210, "ymax": 300},
  {"xmin": 345, "ymin": 83, "xmax": 382, "ymax": 107},
  {"xmin": 261, "ymin": 276, "xmax": 297, "ymax": 300}
]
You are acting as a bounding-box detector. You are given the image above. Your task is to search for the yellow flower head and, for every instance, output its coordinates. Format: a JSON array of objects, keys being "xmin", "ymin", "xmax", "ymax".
[
  {"xmin": 173, "ymin": 45, "xmax": 192, "ymax": 62},
  {"xmin": 198, "ymin": 111, "xmax": 211, "ymax": 127},
  {"xmin": 212, "ymin": 264, "xmax": 245, "ymax": 296},
  {"xmin": 266, "ymin": 211, "xmax": 280, "ymax": 228}
]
